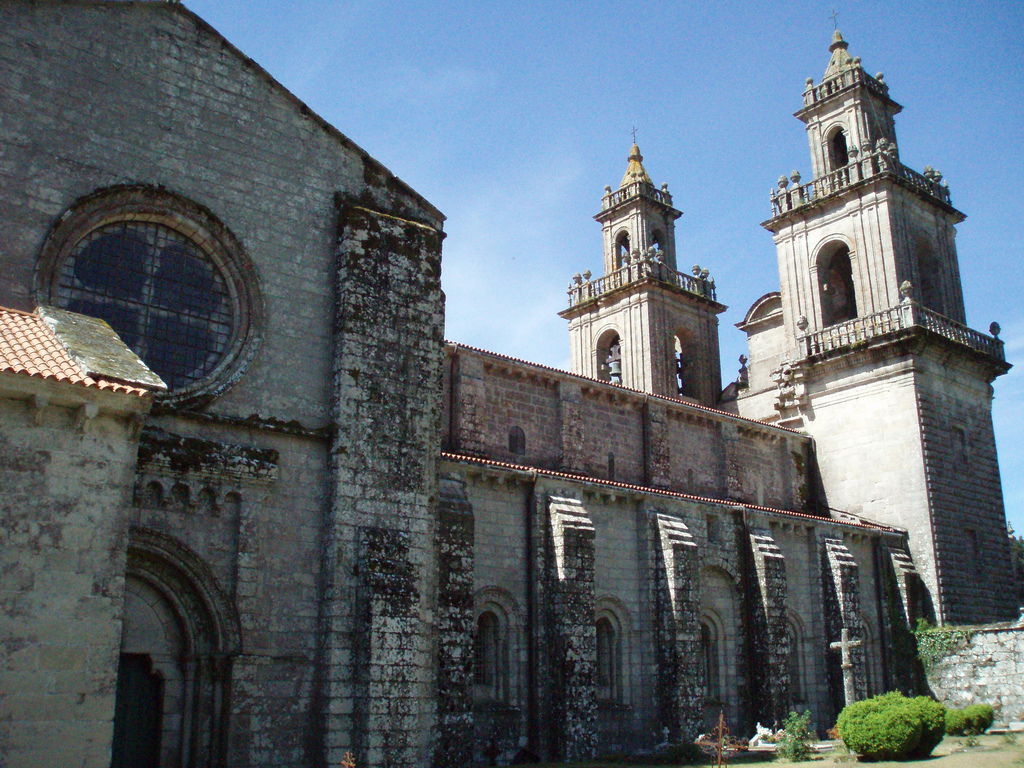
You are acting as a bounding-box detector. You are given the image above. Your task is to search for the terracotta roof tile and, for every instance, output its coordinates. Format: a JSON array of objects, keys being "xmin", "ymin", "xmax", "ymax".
[
  {"xmin": 439, "ymin": 451, "xmax": 900, "ymax": 533},
  {"xmin": 0, "ymin": 306, "xmax": 151, "ymax": 396}
]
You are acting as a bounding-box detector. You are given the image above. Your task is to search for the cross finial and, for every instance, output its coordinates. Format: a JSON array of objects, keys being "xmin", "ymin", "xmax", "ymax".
[
  {"xmin": 631, "ymin": 126, "xmax": 638, "ymax": 144},
  {"xmin": 830, "ymin": 9, "xmax": 839, "ymax": 29}
]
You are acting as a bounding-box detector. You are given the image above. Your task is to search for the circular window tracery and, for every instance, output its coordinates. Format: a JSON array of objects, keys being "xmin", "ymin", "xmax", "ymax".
[
  {"xmin": 37, "ymin": 185, "xmax": 263, "ymax": 405},
  {"xmin": 57, "ymin": 221, "xmax": 235, "ymax": 390}
]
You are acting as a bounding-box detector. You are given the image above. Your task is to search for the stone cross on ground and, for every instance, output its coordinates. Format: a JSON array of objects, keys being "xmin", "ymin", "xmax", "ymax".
[{"xmin": 829, "ymin": 627, "xmax": 863, "ymax": 706}]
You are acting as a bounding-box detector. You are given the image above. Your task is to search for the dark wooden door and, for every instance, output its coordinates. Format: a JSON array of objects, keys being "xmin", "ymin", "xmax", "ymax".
[{"xmin": 111, "ymin": 653, "xmax": 163, "ymax": 768}]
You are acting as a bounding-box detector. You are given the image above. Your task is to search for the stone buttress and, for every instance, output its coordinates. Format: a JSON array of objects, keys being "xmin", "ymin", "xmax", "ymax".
[
  {"xmin": 747, "ymin": 527, "xmax": 789, "ymax": 724},
  {"xmin": 820, "ymin": 536, "xmax": 866, "ymax": 714},
  {"xmin": 324, "ymin": 200, "xmax": 446, "ymax": 768},
  {"xmin": 649, "ymin": 510, "xmax": 702, "ymax": 740},
  {"xmin": 433, "ymin": 475, "xmax": 475, "ymax": 768},
  {"xmin": 535, "ymin": 495, "xmax": 598, "ymax": 760}
]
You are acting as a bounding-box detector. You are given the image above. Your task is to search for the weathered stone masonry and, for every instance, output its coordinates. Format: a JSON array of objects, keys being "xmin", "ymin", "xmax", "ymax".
[{"xmin": 324, "ymin": 202, "xmax": 446, "ymax": 768}]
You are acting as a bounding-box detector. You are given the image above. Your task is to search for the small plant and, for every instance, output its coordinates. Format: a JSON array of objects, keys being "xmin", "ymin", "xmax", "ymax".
[
  {"xmin": 340, "ymin": 752, "xmax": 356, "ymax": 768},
  {"xmin": 962, "ymin": 734, "xmax": 980, "ymax": 748},
  {"xmin": 775, "ymin": 710, "xmax": 814, "ymax": 762},
  {"xmin": 1002, "ymin": 732, "xmax": 1018, "ymax": 745}
]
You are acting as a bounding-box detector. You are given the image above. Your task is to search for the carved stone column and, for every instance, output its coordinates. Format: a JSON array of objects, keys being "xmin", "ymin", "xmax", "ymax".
[
  {"xmin": 558, "ymin": 381, "xmax": 585, "ymax": 474},
  {"xmin": 644, "ymin": 402, "xmax": 671, "ymax": 488}
]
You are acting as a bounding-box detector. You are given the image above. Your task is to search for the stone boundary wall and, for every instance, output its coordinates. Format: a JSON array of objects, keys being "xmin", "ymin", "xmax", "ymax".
[{"xmin": 927, "ymin": 624, "xmax": 1024, "ymax": 721}]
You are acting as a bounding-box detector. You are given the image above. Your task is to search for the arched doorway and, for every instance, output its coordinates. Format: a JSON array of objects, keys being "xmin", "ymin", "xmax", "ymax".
[{"xmin": 112, "ymin": 528, "xmax": 241, "ymax": 768}]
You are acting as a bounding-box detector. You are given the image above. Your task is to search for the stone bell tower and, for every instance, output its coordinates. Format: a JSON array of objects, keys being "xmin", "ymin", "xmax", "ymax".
[
  {"xmin": 560, "ymin": 144, "xmax": 725, "ymax": 405},
  {"xmin": 736, "ymin": 31, "xmax": 1015, "ymax": 624}
]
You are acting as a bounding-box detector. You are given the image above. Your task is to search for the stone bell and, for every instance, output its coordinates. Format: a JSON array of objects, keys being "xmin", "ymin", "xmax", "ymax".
[{"xmin": 607, "ymin": 342, "xmax": 622, "ymax": 384}]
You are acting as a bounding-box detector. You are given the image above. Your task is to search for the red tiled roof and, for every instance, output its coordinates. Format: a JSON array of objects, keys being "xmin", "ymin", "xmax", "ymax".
[
  {"xmin": 0, "ymin": 306, "xmax": 150, "ymax": 396},
  {"xmin": 439, "ymin": 451, "xmax": 900, "ymax": 533},
  {"xmin": 444, "ymin": 340, "xmax": 802, "ymax": 435}
]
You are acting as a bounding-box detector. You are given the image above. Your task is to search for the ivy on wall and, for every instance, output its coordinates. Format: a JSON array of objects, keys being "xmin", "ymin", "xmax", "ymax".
[{"xmin": 913, "ymin": 619, "xmax": 976, "ymax": 672}]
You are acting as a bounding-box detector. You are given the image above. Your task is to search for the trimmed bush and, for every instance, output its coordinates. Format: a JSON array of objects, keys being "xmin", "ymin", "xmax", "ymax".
[
  {"xmin": 963, "ymin": 704, "xmax": 995, "ymax": 734},
  {"xmin": 905, "ymin": 696, "xmax": 946, "ymax": 757},
  {"xmin": 837, "ymin": 691, "xmax": 947, "ymax": 761},
  {"xmin": 947, "ymin": 703, "xmax": 995, "ymax": 735},
  {"xmin": 945, "ymin": 708, "xmax": 968, "ymax": 735}
]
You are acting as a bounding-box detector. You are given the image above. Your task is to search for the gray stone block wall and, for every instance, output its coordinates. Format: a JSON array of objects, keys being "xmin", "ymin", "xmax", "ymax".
[
  {"xmin": 0, "ymin": 381, "xmax": 151, "ymax": 768},
  {"xmin": 325, "ymin": 202, "xmax": 445, "ymax": 768},
  {"xmin": 434, "ymin": 476, "xmax": 475, "ymax": 768},
  {"xmin": 913, "ymin": 355, "xmax": 1016, "ymax": 624},
  {"xmin": 443, "ymin": 345, "xmax": 810, "ymax": 509},
  {"xmin": 927, "ymin": 625, "xmax": 1024, "ymax": 721}
]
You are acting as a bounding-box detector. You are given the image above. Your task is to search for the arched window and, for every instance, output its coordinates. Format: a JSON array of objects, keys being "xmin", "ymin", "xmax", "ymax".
[
  {"xmin": 651, "ymin": 230, "xmax": 663, "ymax": 252},
  {"xmin": 615, "ymin": 232, "xmax": 631, "ymax": 268},
  {"xmin": 508, "ymin": 426, "xmax": 526, "ymax": 456},
  {"xmin": 607, "ymin": 452, "xmax": 615, "ymax": 480},
  {"xmin": 674, "ymin": 332, "xmax": 697, "ymax": 398},
  {"xmin": 787, "ymin": 619, "xmax": 804, "ymax": 705},
  {"xmin": 915, "ymin": 237, "xmax": 944, "ymax": 314},
  {"xmin": 829, "ymin": 127, "xmax": 849, "ymax": 169},
  {"xmin": 474, "ymin": 610, "xmax": 503, "ymax": 701},
  {"xmin": 596, "ymin": 616, "xmax": 620, "ymax": 701},
  {"xmin": 597, "ymin": 331, "xmax": 622, "ymax": 385},
  {"xmin": 819, "ymin": 244, "xmax": 857, "ymax": 326},
  {"xmin": 859, "ymin": 617, "xmax": 876, "ymax": 697},
  {"xmin": 700, "ymin": 621, "xmax": 720, "ymax": 700}
]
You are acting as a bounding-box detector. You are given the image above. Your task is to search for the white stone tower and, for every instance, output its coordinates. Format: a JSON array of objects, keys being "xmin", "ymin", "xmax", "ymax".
[
  {"xmin": 736, "ymin": 31, "xmax": 1015, "ymax": 624},
  {"xmin": 560, "ymin": 145, "xmax": 725, "ymax": 405}
]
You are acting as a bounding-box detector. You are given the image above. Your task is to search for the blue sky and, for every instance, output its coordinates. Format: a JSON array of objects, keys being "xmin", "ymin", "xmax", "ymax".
[{"xmin": 186, "ymin": 0, "xmax": 1024, "ymax": 535}]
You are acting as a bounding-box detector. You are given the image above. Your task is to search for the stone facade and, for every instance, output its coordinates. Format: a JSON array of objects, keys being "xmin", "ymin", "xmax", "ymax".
[{"xmin": 0, "ymin": 4, "xmax": 1017, "ymax": 768}]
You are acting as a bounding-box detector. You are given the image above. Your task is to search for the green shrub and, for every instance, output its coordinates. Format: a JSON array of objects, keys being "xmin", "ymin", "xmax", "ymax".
[
  {"xmin": 945, "ymin": 707, "xmax": 968, "ymax": 735},
  {"xmin": 776, "ymin": 710, "xmax": 814, "ymax": 762},
  {"xmin": 904, "ymin": 696, "xmax": 946, "ymax": 757},
  {"xmin": 963, "ymin": 703, "xmax": 995, "ymax": 734},
  {"xmin": 946, "ymin": 703, "xmax": 996, "ymax": 735},
  {"xmin": 837, "ymin": 691, "xmax": 947, "ymax": 761}
]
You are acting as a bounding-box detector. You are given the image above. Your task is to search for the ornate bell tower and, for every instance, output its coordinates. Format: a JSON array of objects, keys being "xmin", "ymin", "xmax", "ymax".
[
  {"xmin": 736, "ymin": 31, "xmax": 1015, "ymax": 624},
  {"xmin": 560, "ymin": 144, "xmax": 725, "ymax": 405}
]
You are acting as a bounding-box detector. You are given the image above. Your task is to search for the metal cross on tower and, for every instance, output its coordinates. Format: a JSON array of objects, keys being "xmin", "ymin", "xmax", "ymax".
[
  {"xmin": 631, "ymin": 126, "xmax": 638, "ymax": 144},
  {"xmin": 829, "ymin": 627, "xmax": 863, "ymax": 706},
  {"xmin": 830, "ymin": 9, "xmax": 840, "ymax": 29}
]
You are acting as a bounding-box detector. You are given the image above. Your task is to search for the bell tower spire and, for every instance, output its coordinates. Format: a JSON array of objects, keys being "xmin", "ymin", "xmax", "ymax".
[
  {"xmin": 560, "ymin": 145, "xmax": 725, "ymax": 404},
  {"xmin": 735, "ymin": 32, "xmax": 1015, "ymax": 625}
]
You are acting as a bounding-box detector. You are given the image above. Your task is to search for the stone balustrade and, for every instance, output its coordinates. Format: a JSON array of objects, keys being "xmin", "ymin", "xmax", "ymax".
[
  {"xmin": 566, "ymin": 252, "xmax": 715, "ymax": 308},
  {"xmin": 800, "ymin": 301, "xmax": 1005, "ymax": 362},
  {"xmin": 602, "ymin": 181, "xmax": 673, "ymax": 211},
  {"xmin": 769, "ymin": 146, "xmax": 952, "ymax": 218},
  {"xmin": 802, "ymin": 66, "xmax": 888, "ymax": 108}
]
